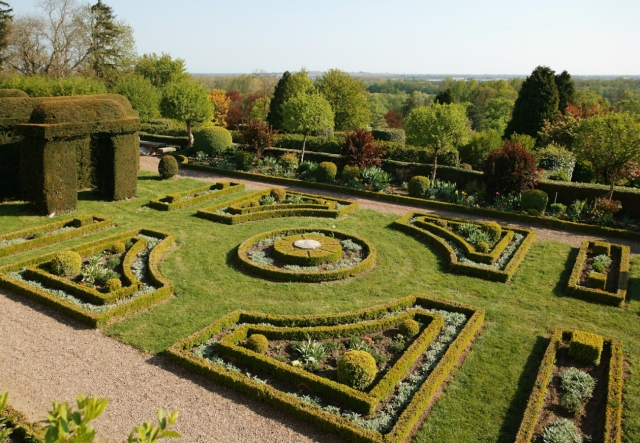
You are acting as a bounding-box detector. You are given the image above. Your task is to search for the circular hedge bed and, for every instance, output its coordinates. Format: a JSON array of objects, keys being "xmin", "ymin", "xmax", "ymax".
[{"xmin": 237, "ymin": 228, "xmax": 376, "ymax": 282}]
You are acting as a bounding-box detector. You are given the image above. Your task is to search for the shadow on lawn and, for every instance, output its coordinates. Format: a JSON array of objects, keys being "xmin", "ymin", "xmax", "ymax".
[
  {"xmin": 496, "ymin": 335, "xmax": 549, "ymax": 442},
  {"xmin": 552, "ymin": 247, "xmax": 579, "ymax": 298},
  {"xmin": 0, "ymin": 201, "xmax": 36, "ymax": 217},
  {"xmin": 138, "ymin": 175, "xmax": 161, "ymax": 181}
]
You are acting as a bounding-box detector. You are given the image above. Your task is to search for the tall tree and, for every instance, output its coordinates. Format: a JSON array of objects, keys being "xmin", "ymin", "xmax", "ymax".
[
  {"xmin": 266, "ymin": 71, "xmax": 293, "ymax": 130},
  {"xmin": 160, "ymin": 79, "xmax": 213, "ymax": 148},
  {"xmin": 316, "ymin": 69, "xmax": 370, "ymax": 131},
  {"xmin": 400, "ymin": 91, "xmax": 430, "ymax": 117},
  {"xmin": 434, "ymin": 88, "xmax": 454, "ymax": 105},
  {"xmin": 289, "ymin": 67, "xmax": 315, "ymax": 95},
  {"xmin": 555, "ymin": 70, "xmax": 575, "ymax": 113},
  {"xmin": 405, "ymin": 103, "xmax": 471, "ymax": 181},
  {"xmin": 281, "ymin": 92, "xmax": 334, "ymax": 162},
  {"xmin": 208, "ymin": 89, "xmax": 230, "ymax": 126},
  {"xmin": 135, "ymin": 53, "xmax": 189, "ymax": 89},
  {"xmin": 0, "ymin": 1, "xmax": 12, "ymax": 71},
  {"xmin": 113, "ymin": 74, "xmax": 159, "ymax": 121},
  {"xmin": 504, "ymin": 66, "xmax": 559, "ymax": 140}
]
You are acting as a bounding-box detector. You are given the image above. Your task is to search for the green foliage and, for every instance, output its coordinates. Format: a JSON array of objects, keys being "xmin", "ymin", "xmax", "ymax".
[
  {"xmin": 278, "ymin": 152, "xmax": 299, "ymax": 170},
  {"xmin": 160, "ymin": 80, "xmax": 213, "ymax": 147},
  {"xmin": 593, "ymin": 254, "xmax": 612, "ymax": 270},
  {"xmin": 110, "ymin": 242, "xmax": 126, "ymax": 254},
  {"xmin": 509, "ymin": 133, "xmax": 537, "ymax": 152},
  {"xmin": 481, "ymin": 222, "xmax": 502, "ymax": 241},
  {"xmin": 316, "ymin": 69, "xmax": 370, "ymax": 130},
  {"xmin": 158, "ymin": 156, "xmax": 178, "ymax": 180},
  {"xmin": 104, "ymin": 278, "xmax": 122, "ymax": 293},
  {"xmin": 435, "ymin": 88, "xmax": 454, "ymax": 105},
  {"xmin": 292, "ymin": 338, "xmax": 327, "ymax": 362},
  {"xmin": 51, "ymin": 251, "xmax": 82, "ymax": 277},
  {"xmin": 459, "ymin": 130, "xmax": 502, "ymax": 170},
  {"xmin": 193, "ymin": 126, "xmax": 233, "ymax": 157},
  {"xmin": 113, "ymin": 75, "xmax": 160, "ymax": 122},
  {"xmin": 246, "ymin": 334, "xmax": 269, "ymax": 353},
  {"xmin": 266, "ymin": 71, "xmax": 294, "ymax": 130},
  {"xmin": 541, "ymin": 418, "xmax": 582, "ymax": 443},
  {"xmin": 337, "ymin": 350, "xmax": 378, "ymax": 390},
  {"xmin": 0, "ymin": 391, "xmax": 12, "ymax": 441},
  {"xmin": 316, "ymin": 162, "xmax": 337, "ymax": 183},
  {"xmin": 560, "ymin": 367, "xmax": 596, "ymax": 415},
  {"xmin": 521, "ymin": 189, "xmax": 549, "ymax": 214},
  {"xmin": 398, "ymin": 319, "xmax": 420, "ymax": 337},
  {"xmin": 569, "ymin": 331, "xmax": 603, "ymax": 366},
  {"xmin": 408, "ymin": 175, "xmax": 431, "ymax": 197},
  {"xmin": 537, "ymin": 144, "xmax": 576, "ymax": 179},
  {"xmin": 341, "ymin": 165, "xmax": 362, "ymax": 182},
  {"xmin": 269, "ymin": 187, "xmax": 287, "ymax": 202},
  {"xmin": 281, "ymin": 92, "xmax": 334, "ymax": 161},
  {"xmin": 135, "ymin": 53, "xmax": 189, "ymax": 88},
  {"xmin": 571, "ymin": 160, "xmax": 595, "ymax": 183},
  {"xmin": 0, "ymin": 75, "xmax": 107, "ymax": 97},
  {"xmin": 555, "ymin": 71, "xmax": 576, "ymax": 113},
  {"xmin": 235, "ymin": 151, "xmax": 254, "ymax": 171},
  {"xmin": 549, "ymin": 203, "xmax": 567, "ymax": 216},
  {"xmin": 475, "ymin": 241, "xmax": 490, "ymax": 253},
  {"xmin": 371, "ymin": 129, "xmax": 406, "ymax": 145}
]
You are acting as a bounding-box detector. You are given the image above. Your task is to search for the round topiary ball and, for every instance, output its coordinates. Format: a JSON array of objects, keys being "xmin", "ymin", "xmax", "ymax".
[
  {"xmin": 104, "ymin": 278, "xmax": 122, "ymax": 293},
  {"xmin": 316, "ymin": 162, "xmax": 338, "ymax": 183},
  {"xmin": 476, "ymin": 241, "xmax": 490, "ymax": 253},
  {"xmin": 50, "ymin": 251, "xmax": 82, "ymax": 276},
  {"xmin": 481, "ymin": 222, "xmax": 502, "ymax": 241},
  {"xmin": 408, "ymin": 176, "xmax": 431, "ymax": 198},
  {"xmin": 270, "ymin": 188, "xmax": 287, "ymax": 203},
  {"xmin": 279, "ymin": 152, "xmax": 299, "ymax": 170},
  {"xmin": 521, "ymin": 189, "xmax": 549, "ymax": 215},
  {"xmin": 337, "ymin": 350, "xmax": 378, "ymax": 390},
  {"xmin": 398, "ymin": 319, "xmax": 420, "ymax": 337},
  {"xmin": 193, "ymin": 126, "xmax": 233, "ymax": 157},
  {"xmin": 341, "ymin": 165, "xmax": 362, "ymax": 182},
  {"xmin": 245, "ymin": 334, "xmax": 269, "ymax": 353},
  {"xmin": 158, "ymin": 155, "xmax": 178, "ymax": 180},
  {"xmin": 110, "ymin": 242, "xmax": 126, "ymax": 254}
]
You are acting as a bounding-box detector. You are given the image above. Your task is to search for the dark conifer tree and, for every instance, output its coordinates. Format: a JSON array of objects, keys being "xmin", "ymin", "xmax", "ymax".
[
  {"xmin": 90, "ymin": 0, "xmax": 122, "ymax": 80},
  {"xmin": 504, "ymin": 66, "xmax": 559, "ymax": 140},
  {"xmin": 555, "ymin": 70, "xmax": 575, "ymax": 113},
  {"xmin": 435, "ymin": 88, "xmax": 454, "ymax": 105},
  {"xmin": 0, "ymin": 2, "xmax": 13, "ymax": 71},
  {"xmin": 266, "ymin": 71, "xmax": 294, "ymax": 130}
]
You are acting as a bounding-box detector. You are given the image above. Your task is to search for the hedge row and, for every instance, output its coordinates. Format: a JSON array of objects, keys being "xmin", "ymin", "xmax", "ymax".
[
  {"xmin": 237, "ymin": 228, "xmax": 376, "ymax": 283},
  {"xmin": 197, "ymin": 190, "xmax": 358, "ymax": 225},
  {"xmin": 393, "ymin": 213, "xmax": 536, "ymax": 282},
  {"xmin": 187, "ymin": 161, "xmax": 640, "ymax": 239},
  {"xmin": 566, "ymin": 240, "xmax": 629, "ymax": 307},
  {"xmin": 139, "ymin": 132, "xmax": 189, "ymax": 147},
  {"xmin": 514, "ymin": 329, "xmax": 624, "ymax": 443},
  {"xmin": 1, "ymin": 402, "xmax": 44, "ymax": 443},
  {"xmin": 0, "ymin": 215, "xmax": 115, "ymax": 258},
  {"xmin": 0, "ymin": 228, "xmax": 175, "ymax": 327},
  {"xmin": 166, "ymin": 294, "xmax": 485, "ymax": 443},
  {"xmin": 148, "ymin": 181, "xmax": 244, "ymax": 211}
]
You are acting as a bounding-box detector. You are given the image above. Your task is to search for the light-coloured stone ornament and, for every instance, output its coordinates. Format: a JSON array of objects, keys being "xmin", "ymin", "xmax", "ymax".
[{"xmin": 293, "ymin": 239, "xmax": 322, "ymax": 250}]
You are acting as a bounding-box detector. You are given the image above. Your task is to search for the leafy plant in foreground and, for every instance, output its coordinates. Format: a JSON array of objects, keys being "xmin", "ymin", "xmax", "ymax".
[
  {"xmin": 291, "ymin": 338, "xmax": 327, "ymax": 363},
  {"xmin": 560, "ymin": 367, "xmax": 596, "ymax": 415},
  {"xmin": 542, "ymin": 418, "xmax": 583, "ymax": 443}
]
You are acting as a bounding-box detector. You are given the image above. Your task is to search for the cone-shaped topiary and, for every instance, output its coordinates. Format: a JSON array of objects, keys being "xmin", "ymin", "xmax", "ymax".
[
  {"xmin": 316, "ymin": 162, "xmax": 337, "ymax": 183},
  {"xmin": 398, "ymin": 319, "xmax": 420, "ymax": 337},
  {"xmin": 104, "ymin": 278, "xmax": 122, "ymax": 292},
  {"xmin": 245, "ymin": 334, "xmax": 269, "ymax": 353},
  {"xmin": 337, "ymin": 350, "xmax": 378, "ymax": 390},
  {"xmin": 193, "ymin": 126, "xmax": 233, "ymax": 157},
  {"xmin": 481, "ymin": 222, "xmax": 502, "ymax": 241},
  {"xmin": 50, "ymin": 251, "xmax": 82, "ymax": 276},
  {"xmin": 158, "ymin": 155, "xmax": 178, "ymax": 179},
  {"xmin": 408, "ymin": 176, "xmax": 431, "ymax": 198},
  {"xmin": 270, "ymin": 188, "xmax": 287, "ymax": 203}
]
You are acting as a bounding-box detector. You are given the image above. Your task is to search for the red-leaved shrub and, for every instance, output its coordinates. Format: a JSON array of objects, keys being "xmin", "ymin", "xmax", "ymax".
[
  {"xmin": 241, "ymin": 120, "xmax": 278, "ymax": 158},
  {"xmin": 483, "ymin": 141, "xmax": 540, "ymax": 196},
  {"xmin": 340, "ymin": 128, "xmax": 386, "ymax": 168}
]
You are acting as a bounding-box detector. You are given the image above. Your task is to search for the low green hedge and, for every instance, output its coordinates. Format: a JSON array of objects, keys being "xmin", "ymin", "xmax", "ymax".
[
  {"xmin": 166, "ymin": 294, "xmax": 485, "ymax": 443},
  {"xmin": 514, "ymin": 329, "xmax": 624, "ymax": 443},
  {"xmin": 139, "ymin": 132, "xmax": 188, "ymax": 147},
  {"xmin": 148, "ymin": 181, "xmax": 244, "ymax": 211},
  {"xmin": 272, "ymin": 234, "xmax": 342, "ymax": 266},
  {"xmin": 566, "ymin": 240, "xmax": 629, "ymax": 306},
  {"xmin": 0, "ymin": 215, "xmax": 115, "ymax": 258},
  {"xmin": 0, "ymin": 228, "xmax": 175, "ymax": 327},
  {"xmin": 197, "ymin": 190, "xmax": 358, "ymax": 225},
  {"xmin": 393, "ymin": 213, "xmax": 536, "ymax": 283},
  {"xmin": 1, "ymin": 402, "xmax": 44, "ymax": 443}
]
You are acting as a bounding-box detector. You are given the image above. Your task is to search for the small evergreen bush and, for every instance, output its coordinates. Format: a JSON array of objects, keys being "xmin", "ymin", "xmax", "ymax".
[
  {"xmin": 569, "ymin": 331, "xmax": 603, "ymax": 366},
  {"xmin": 51, "ymin": 251, "xmax": 82, "ymax": 276},
  {"xmin": 481, "ymin": 222, "xmax": 502, "ymax": 241},
  {"xmin": 521, "ymin": 189, "xmax": 549, "ymax": 215},
  {"xmin": 341, "ymin": 165, "xmax": 362, "ymax": 182},
  {"xmin": 235, "ymin": 151, "xmax": 254, "ymax": 171},
  {"xmin": 316, "ymin": 162, "xmax": 337, "ymax": 183},
  {"xmin": 476, "ymin": 241, "xmax": 490, "ymax": 253},
  {"xmin": 337, "ymin": 350, "xmax": 378, "ymax": 390},
  {"xmin": 193, "ymin": 126, "xmax": 233, "ymax": 157},
  {"xmin": 560, "ymin": 367, "xmax": 596, "ymax": 415},
  {"xmin": 246, "ymin": 334, "xmax": 269, "ymax": 353},
  {"xmin": 542, "ymin": 418, "xmax": 582, "ymax": 443},
  {"xmin": 158, "ymin": 156, "xmax": 178, "ymax": 180},
  {"xmin": 398, "ymin": 319, "xmax": 420, "ymax": 337},
  {"xmin": 407, "ymin": 176, "xmax": 431, "ymax": 198},
  {"xmin": 278, "ymin": 152, "xmax": 299, "ymax": 170},
  {"xmin": 104, "ymin": 278, "xmax": 122, "ymax": 293},
  {"xmin": 270, "ymin": 188, "xmax": 287, "ymax": 203},
  {"xmin": 110, "ymin": 242, "xmax": 126, "ymax": 254}
]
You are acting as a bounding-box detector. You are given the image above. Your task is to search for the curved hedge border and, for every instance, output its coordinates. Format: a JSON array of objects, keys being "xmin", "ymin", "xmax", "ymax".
[
  {"xmin": 197, "ymin": 189, "xmax": 358, "ymax": 224},
  {"xmin": 148, "ymin": 181, "xmax": 244, "ymax": 211},
  {"xmin": 182, "ymin": 163, "xmax": 640, "ymax": 242},
  {"xmin": 0, "ymin": 228, "xmax": 175, "ymax": 328},
  {"xmin": 514, "ymin": 328, "xmax": 624, "ymax": 443},
  {"xmin": 1, "ymin": 401, "xmax": 43, "ymax": 443},
  {"xmin": 237, "ymin": 228, "xmax": 376, "ymax": 283},
  {"xmin": 273, "ymin": 234, "xmax": 342, "ymax": 266},
  {"xmin": 167, "ymin": 294, "xmax": 485, "ymax": 443},
  {"xmin": 0, "ymin": 215, "xmax": 114, "ymax": 258},
  {"xmin": 393, "ymin": 213, "xmax": 536, "ymax": 282},
  {"xmin": 566, "ymin": 240, "xmax": 629, "ymax": 307}
]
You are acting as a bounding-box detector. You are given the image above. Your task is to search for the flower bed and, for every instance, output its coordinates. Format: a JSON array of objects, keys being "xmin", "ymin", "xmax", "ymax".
[
  {"xmin": 148, "ymin": 181, "xmax": 244, "ymax": 211},
  {"xmin": 237, "ymin": 229, "xmax": 376, "ymax": 283},
  {"xmin": 197, "ymin": 189, "xmax": 357, "ymax": 225},
  {"xmin": 0, "ymin": 228, "xmax": 175, "ymax": 327},
  {"xmin": 393, "ymin": 213, "xmax": 536, "ymax": 282},
  {"xmin": 167, "ymin": 295, "xmax": 485, "ymax": 443},
  {"xmin": 566, "ymin": 240, "xmax": 630, "ymax": 307},
  {"xmin": 0, "ymin": 215, "xmax": 114, "ymax": 258},
  {"xmin": 515, "ymin": 328, "xmax": 624, "ymax": 443}
]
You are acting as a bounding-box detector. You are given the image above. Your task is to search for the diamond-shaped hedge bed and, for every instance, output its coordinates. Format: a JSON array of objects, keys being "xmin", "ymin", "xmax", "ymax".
[{"xmin": 168, "ymin": 294, "xmax": 485, "ymax": 443}]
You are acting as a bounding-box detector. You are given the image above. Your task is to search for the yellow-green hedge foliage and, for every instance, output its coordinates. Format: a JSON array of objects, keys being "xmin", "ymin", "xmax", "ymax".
[{"xmin": 569, "ymin": 330, "xmax": 604, "ymax": 366}]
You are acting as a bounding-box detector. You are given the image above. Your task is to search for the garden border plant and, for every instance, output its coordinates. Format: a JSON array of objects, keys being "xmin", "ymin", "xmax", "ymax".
[
  {"xmin": 566, "ymin": 240, "xmax": 630, "ymax": 307},
  {"xmin": 514, "ymin": 328, "xmax": 624, "ymax": 443},
  {"xmin": 236, "ymin": 228, "xmax": 376, "ymax": 283},
  {"xmin": 166, "ymin": 294, "xmax": 485, "ymax": 443},
  {"xmin": 148, "ymin": 181, "xmax": 244, "ymax": 211},
  {"xmin": 392, "ymin": 213, "xmax": 536, "ymax": 282},
  {"xmin": 0, "ymin": 228, "xmax": 175, "ymax": 328},
  {"xmin": 0, "ymin": 215, "xmax": 114, "ymax": 258}
]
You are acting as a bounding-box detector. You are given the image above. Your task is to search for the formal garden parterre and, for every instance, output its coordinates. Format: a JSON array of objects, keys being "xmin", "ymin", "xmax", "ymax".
[{"xmin": 148, "ymin": 181, "xmax": 244, "ymax": 211}]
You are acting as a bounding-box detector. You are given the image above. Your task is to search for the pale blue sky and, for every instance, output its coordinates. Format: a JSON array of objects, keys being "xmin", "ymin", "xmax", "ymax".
[{"xmin": 11, "ymin": 0, "xmax": 640, "ymax": 75}]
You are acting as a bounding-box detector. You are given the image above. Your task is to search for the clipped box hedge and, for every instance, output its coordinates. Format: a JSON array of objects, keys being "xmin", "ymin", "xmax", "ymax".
[
  {"xmin": 0, "ymin": 228, "xmax": 175, "ymax": 328},
  {"xmin": 0, "ymin": 215, "xmax": 115, "ymax": 258},
  {"xmin": 514, "ymin": 328, "xmax": 624, "ymax": 443},
  {"xmin": 393, "ymin": 213, "xmax": 536, "ymax": 282},
  {"xmin": 566, "ymin": 240, "xmax": 629, "ymax": 306},
  {"xmin": 148, "ymin": 181, "xmax": 244, "ymax": 211},
  {"xmin": 167, "ymin": 294, "xmax": 485, "ymax": 443},
  {"xmin": 1, "ymin": 401, "xmax": 44, "ymax": 443},
  {"xmin": 197, "ymin": 189, "xmax": 358, "ymax": 225}
]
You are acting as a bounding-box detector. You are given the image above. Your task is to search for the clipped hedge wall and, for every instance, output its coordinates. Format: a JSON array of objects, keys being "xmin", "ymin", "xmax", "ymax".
[
  {"xmin": 139, "ymin": 132, "xmax": 189, "ymax": 147},
  {"xmin": 149, "ymin": 181, "xmax": 244, "ymax": 211},
  {"xmin": 1, "ymin": 402, "xmax": 44, "ymax": 443},
  {"xmin": 167, "ymin": 294, "xmax": 485, "ymax": 443}
]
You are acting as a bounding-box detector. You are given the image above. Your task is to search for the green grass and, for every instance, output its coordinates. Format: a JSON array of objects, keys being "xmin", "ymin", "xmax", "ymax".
[{"xmin": 2, "ymin": 170, "xmax": 640, "ymax": 443}]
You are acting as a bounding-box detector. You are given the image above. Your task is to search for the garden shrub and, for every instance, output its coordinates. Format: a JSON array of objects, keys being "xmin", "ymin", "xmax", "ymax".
[
  {"xmin": 104, "ymin": 278, "xmax": 122, "ymax": 293},
  {"xmin": 371, "ymin": 128, "xmax": 406, "ymax": 145},
  {"xmin": 158, "ymin": 156, "xmax": 178, "ymax": 180},
  {"xmin": 542, "ymin": 418, "xmax": 582, "ymax": 443},
  {"xmin": 235, "ymin": 151, "xmax": 254, "ymax": 171},
  {"xmin": 569, "ymin": 331, "xmax": 603, "ymax": 366},
  {"xmin": 50, "ymin": 251, "xmax": 82, "ymax": 276},
  {"xmin": 572, "ymin": 159, "xmax": 595, "ymax": 183},
  {"xmin": 475, "ymin": 241, "xmax": 490, "ymax": 253},
  {"xmin": 193, "ymin": 126, "xmax": 233, "ymax": 157},
  {"xmin": 481, "ymin": 222, "xmax": 502, "ymax": 241},
  {"xmin": 316, "ymin": 162, "xmax": 337, "ymax": 183},
  {"xmin": 270, "ymin": 188, "xmax": 287, "ymax": 203},
  {"xmin": 245, "ymin": 334, "xmax": 269, "ymax": 354},
  {"xmin": 341, "ymin": 165, "xmax": 362, "ymax": 182},
  {"xmin": 408, "ymin": 176, "xmax": 431, "ymax": 198},
  {"xmin": 435, "ymin": 219, "xmax": 448, "ymax": 228},
  {"xmin": 521, "ymin": 189, "xmax": 549, "ymax": 215},
  {"xmin": 592, "ymin": 241, "xmax": 610, "ymax": 256},
  {"xmin": 459, "ymin": 163, "xmax": 473, "ymax": 170},
  {"xmin": 549, "ymin": 203, "xmax": 567, "ymax": 216},
  {"xmin": 483, "ymin": 141, "xmax": 540, "ymax": 196},
  {"xmin": 398, "ymin": 319, "xmax": 420, "ymax": 337},
  {"xmin": 110, "ymin": 242, "xmax": 126, "ymax": 254},
  {"xmin": 341, "ymin": 128, "xmax": 386, "ymax": 168},
  {"xmin": 587, "ymin": 271, "xmax": 606, "ymax": 290},
  {"xmin": 241, "ymin": 120, "xmax": 277, "ymax": 158},
  {"xmin": 537, "ymin": 144, "xmax": 576, "ymax": 179},
  {"xmin": 278, "ymin": 152, "xmax": 299, "ymax": 170},
  {"xmin": 560, "ymin": 367, "xmax": 596, "ymax": 415},
  {"xmin": 337, "ymin": 350, "xmax": 378, "ymax": 390}
]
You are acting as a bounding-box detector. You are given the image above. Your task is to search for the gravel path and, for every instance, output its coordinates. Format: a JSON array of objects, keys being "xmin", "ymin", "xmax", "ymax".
[{"xmin": 141, "ymin": 156, "xmax": 640, "ymax": 254}]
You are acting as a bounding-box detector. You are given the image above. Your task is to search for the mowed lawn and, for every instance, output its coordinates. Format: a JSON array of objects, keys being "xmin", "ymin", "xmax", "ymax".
[{"xmin": 1, "ymin": 170, "xmax": 639, "ymax": 443}]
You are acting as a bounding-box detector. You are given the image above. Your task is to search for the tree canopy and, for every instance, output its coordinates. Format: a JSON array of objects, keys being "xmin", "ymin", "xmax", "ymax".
[
  {"xmin": 160, "ymin": 79, "xmax": 213, "ymax": 147},
  {"xmin": 0, "ymin": 1, "xmax": 12, "ymax": 72},
  {"xmin": 316, "ymin": 69, "xmax": 370, "ymax": 131},
  {"xmin": 555, "ymin": 70, "xmax": 575, "ymax": 113},
  {"xmin": 266, "ymin": 71, "xmax": 293, "ymax": 130},
  {"xmin": 135, "ymin": 53, "xmax": 189, "ymax": 89},
  {"xmin": 113, "ymin": 74, "xmax": 159, "ymax": 121},
  {"xmin": 281, "ymin": 92, "xmax": 334, "ymax": 162}
]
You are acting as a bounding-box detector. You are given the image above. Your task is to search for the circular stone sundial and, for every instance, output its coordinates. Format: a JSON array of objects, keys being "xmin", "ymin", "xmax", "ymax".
[{"xmin": 293, "ymin": 239, "xmax": 322, "ymax": 250}]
